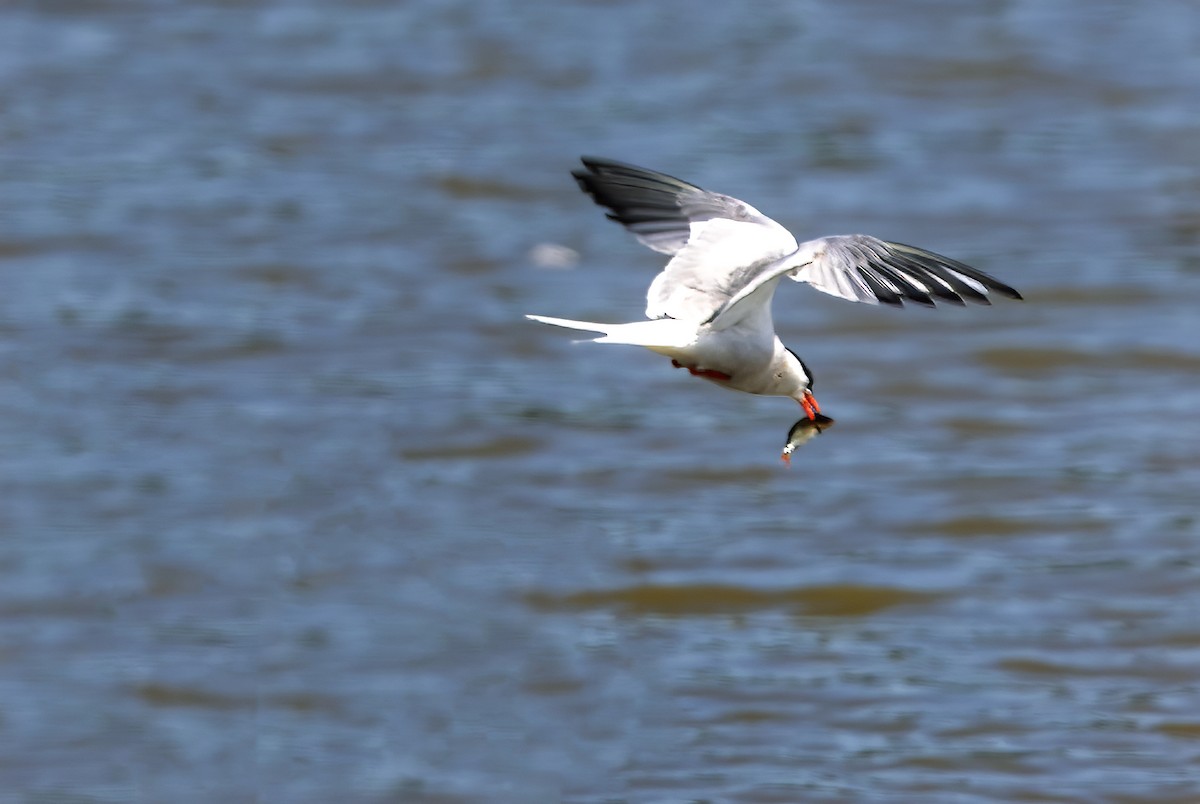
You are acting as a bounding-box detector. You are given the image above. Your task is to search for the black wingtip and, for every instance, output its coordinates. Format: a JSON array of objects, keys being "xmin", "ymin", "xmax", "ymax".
[
  {"xmin": 572, "ymin": 156, "xmax": 699, "ymax": 194},
  {"xmin": 857, "ymin": 268, "xmax": 906, "ymax": 307},
  {"xmin": 885, "ymin": 241, "xmax": 1023, "ymax": 307},
  {"xmin": 576, "ymin": 156, "xmax": 637, "ymax": 178},
  {"xmin": 578, "ymin": 155, "xmax": 640, "ymax": 171}
]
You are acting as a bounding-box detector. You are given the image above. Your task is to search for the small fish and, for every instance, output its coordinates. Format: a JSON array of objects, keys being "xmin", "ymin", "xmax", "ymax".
[{"xmin": 781, "ymin": 413, "xmax": 836, "ymax": 465}]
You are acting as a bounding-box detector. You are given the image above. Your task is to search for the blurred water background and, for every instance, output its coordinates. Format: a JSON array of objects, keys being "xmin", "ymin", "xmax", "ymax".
[{"xmin": 2, "ymin": 0, "xmax": 1199, "ymax": 801}]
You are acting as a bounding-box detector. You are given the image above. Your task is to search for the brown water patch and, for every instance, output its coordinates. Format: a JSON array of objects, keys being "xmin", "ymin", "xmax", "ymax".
[
  {"xmin": 107, "ymin": 317, "xmax": 193, "ymax": 349},
  {"xmin": 381, "ymin": 785, "xmax": 477, "ymax": 804},
  {"xmin": 975, "ymin": 347, "xmax": 1094, "ymax": 377},
  {"xmin": 909, "ymin": 515, "xmax": 1107, "ymax": 539},
  {"xmin": 977, "ymin": 346, "xmax": 1200, "ymax": 378},
  {"xmin": 804, "ymin": 120, "xmax": 882, "ymax": 171},
  {"xmin": 135, "ymin": 684, "xmax": 246, "ymax": 711},
  {"xmin": 434, "ymin": 174, "xmax": 540, "ymax": 201},
  {"xmin": 288, "ymin": 568, "xmax": 355, "ymax": 593},
  {"xmin": 645, "ymin": 465, "xmax": 778, "ymax": 491},
  {"xmin": 620, "ymin": 556, "xmax": 659, "ymax": 574},
  {"xmin": 1107, "ymin": 796, "xmax": 1200, "ymax": 804},
  {"xmin": 874, "ymin": 378, "xmax": 985, "ymax": 402},
  {"xmin": 998, "ymin": 658, "xmax": 1196, "ymax": 682},
  {"xmin": 446, "ymin": 254, "xmax": 505, "ymax": 276},
  {"xmin": 143, "ymin": 563, "xmax": 213, "ymax": 597},
  {"xmin": 525, "ymin": 583, "xmax": 939, "ymax": 617},
  {"xmin": 522, "ymin": 677, "xmax": 586, "ymax": 696},
  {"xmin": 0, "ymin": 598, "xmax": 117, "ymax": 619},
  {"xmin": 235, "ymin": 262, "xmax": 321, "ymax": 289},
  {"xmin": 81, "ymin": 318, "xmax": 289, "ymax": 363},
  {"xmin": 133, "ymin": 683, "xmax": 340, "ymax": 714},
  {"xmin": 252, "ymin": 72, "xmax": 439, "ymax": 98},
  {"xmin": 941, "ymin": 417, "xmax": 1036, "ymax": 438},
  {"xmin": 712, "ymin": 708, "xmax": 795, "ymax": 724},
  {"xmin": 989, "ymin": 790, "xmax": 1081, "ymax": 804},
  {"xmin": 910, "ymin": 54, "xmax": 1072, "ymax": 89},
  {"xmin": 936, "ymin": 720, "xmax": 1032, "ymax": 739},
  {"xmin": 898, "ymin": 749, "xmax": 1041, "ymax": 775},
  {"xmin": 402, "ymin": 435, "xmax": 542, "ymax": 460},
  {"xmin": 1097, "ymin": 349, "xmax": 1200, "ymax": 374},
  {"xmin": 188, "ymin": 334, "xmax": 290, "ymax": 362},
  {"xmin": 0, "ymin": 234, "xmax": 120, "ymax": 258},
  {"xmin": 1032, "ymin": 285, "xmax": 1160, "ymax": 306},
  {"xmin": 128, "ymin": 383, "xmax": 211, "ymax": 408},
  {"xmin": 1153, "ymin": 722, "xmax": 1200, "ymax": 740},
  {"xmin": 803, "ymin": 315, "xmax": 927, "ymax": 338}
]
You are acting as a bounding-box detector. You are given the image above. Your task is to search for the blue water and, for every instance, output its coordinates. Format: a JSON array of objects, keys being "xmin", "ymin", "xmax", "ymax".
[{"xmin": 2, "ymin": 1, "xmax": 1199, "ymax": 801}]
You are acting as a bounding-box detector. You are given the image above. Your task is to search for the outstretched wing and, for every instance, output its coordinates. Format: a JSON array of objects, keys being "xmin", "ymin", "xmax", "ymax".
[
  {"xmin": 573, "ymin": 158, "xmax": 1023, "ymax": 327},
  {"xmin": 712, "ymin": 234, "xmax": 1023, "ymax": 329},
  {"xmin": 573, "ymin": 157, "xmax": 798, "ymax": 323},
  {"xmin": 788, "ymin": 236, "xmax": 1022, "ymax": 307}
]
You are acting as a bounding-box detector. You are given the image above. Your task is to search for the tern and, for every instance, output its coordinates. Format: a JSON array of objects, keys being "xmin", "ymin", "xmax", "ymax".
[{"xmin": 527, "ymin": 157, "xmax": 1022, "ymax": 434}]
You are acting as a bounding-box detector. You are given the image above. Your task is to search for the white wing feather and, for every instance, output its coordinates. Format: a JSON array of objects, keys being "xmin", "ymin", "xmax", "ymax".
[
  {"xmin": 645, "ymin": 209, "xmax": 798, "ymax": 323},
  {"xmin": 571, "ymin": 158, "xmax": 1022, "ymax": 329}
]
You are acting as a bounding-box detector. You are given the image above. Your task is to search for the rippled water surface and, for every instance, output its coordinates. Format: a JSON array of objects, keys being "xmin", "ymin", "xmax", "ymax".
[{"xmin": 2, "ymin": 1, "xmax": 1200, "ymax": 801}]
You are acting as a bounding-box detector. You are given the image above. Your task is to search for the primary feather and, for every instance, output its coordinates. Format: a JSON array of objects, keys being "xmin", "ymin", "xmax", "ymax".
[{"xmin": 572, "ymin": 156, "xmax": 1021, "ymax": 327}]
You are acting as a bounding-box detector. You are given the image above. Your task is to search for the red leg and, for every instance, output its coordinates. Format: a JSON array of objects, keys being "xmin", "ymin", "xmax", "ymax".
[{"xmin": 672, "ymin": 360, "xmax": 731, "ymax": 382}]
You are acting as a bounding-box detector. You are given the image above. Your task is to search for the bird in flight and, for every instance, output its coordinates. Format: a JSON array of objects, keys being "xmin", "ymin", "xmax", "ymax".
[{"xmin": 527, "ymin": 157, "xmax": 1021, "ymax": 454}]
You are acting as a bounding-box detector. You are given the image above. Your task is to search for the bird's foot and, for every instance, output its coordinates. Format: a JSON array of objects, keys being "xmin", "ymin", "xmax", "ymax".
[
  {"xmin": 671, "ymin": 360, "xmax": 731, "ymax": 382},
  {"xmin": 799, "ymin": 390, "xmax": 821, "ymax": 420},
  {"xmin": 690, "ymin": 367, "xmax": 732, "ymax": 381}
]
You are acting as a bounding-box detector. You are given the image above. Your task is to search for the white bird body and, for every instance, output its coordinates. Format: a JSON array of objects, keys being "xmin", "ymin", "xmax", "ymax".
[
  {"xmin": 527, "ymin": 157, "xmax": 1021, "ymax": 432},
  {"xmin": 527, "ymin": 296, "xmax": 796, "ymax": 398}
]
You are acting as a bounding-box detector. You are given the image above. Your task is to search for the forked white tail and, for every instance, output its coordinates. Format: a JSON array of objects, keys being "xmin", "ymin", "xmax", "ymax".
[{"xmin": 525, "ymin": 314, "xmax": 694, "ymax": 348}]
